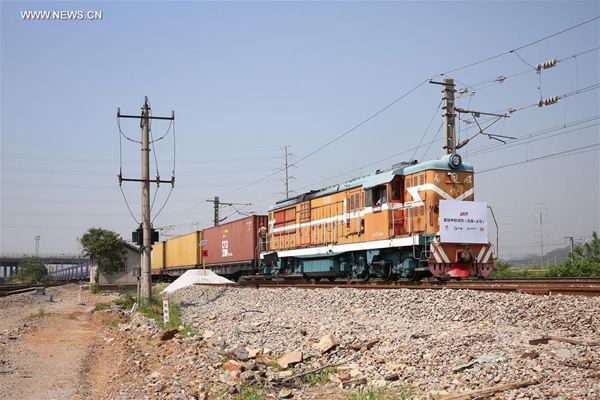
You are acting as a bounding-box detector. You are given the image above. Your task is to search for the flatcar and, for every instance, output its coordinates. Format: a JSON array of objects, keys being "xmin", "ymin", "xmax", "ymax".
[
  {"xmin": 262, "ymin": 153, "xmax": 495, "ymax": 281},
  {"xmin": 151, "ymin": 215, "xmax": 266, "ymax": 280}
]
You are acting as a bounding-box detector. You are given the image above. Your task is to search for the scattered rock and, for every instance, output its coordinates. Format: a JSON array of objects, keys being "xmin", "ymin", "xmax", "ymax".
[
  {"xmin": 278, "ymin": 370, "xmax": 294, "ymax": 379},
  {"xmin": 223, "ymin": 360, "xmax": 243, "ymax": 372},
  {"xmin": 229, "ymin": 346, "xmax": 249, "ymax": 361},
  {"xmin": 247, "ymin": 348, "xmax": 263, "ymax": 359},
  {"xmin": 316, "ymin": 333, "xmax": 339, "ymax": 354},
  {"xmin": 159, "ymin": 329, "xmax": 179, "ymax": 341},
  {"xmin": 277, "ymin": 351, "xmax": 303, "ymax": 369}
]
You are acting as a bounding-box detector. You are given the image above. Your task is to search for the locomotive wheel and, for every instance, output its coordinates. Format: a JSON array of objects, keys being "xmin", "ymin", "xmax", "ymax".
[
  {"xmin": 381, "ymin": 265, "xmax": 393, "ymax": 282},
  {"xmin": 405, "ymin": 271, "xmax": 423, "ymax": 282},
  {"xmin": 327, "ymin": 277, "xmax": 336, "ymax": 282},
  {"xmin": 313, "ymin": 277, "xmax": 321, "ymax": 283}
]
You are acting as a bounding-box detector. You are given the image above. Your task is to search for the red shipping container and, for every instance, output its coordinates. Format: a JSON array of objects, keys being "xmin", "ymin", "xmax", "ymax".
[{"xmin": 202, "ymin": 215, "xmax": 267, "ymax": 266}]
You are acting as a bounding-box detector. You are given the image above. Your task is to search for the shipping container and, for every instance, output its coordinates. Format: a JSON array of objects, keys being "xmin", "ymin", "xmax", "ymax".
[
  {"xmin": 165, "ymin": 231, "xmax": 202, "ymax": 269},
  {"xmin": 202, "ymin": 215, "xmax": 267, "ymax": 276},
  {"xmin": 151, "ymin": 242, "xmax": 165, "ymax": 272}
]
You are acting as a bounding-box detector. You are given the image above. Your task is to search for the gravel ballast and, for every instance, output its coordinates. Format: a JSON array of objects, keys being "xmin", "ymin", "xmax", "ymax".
[{"xmin": 173, "ymin": 285, "xmax": 599, "ymax": 399}]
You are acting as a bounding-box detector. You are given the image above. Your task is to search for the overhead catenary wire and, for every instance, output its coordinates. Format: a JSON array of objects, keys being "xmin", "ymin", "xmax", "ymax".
[
  {"xmin": 412, "ymin": 99, "xmax": 443, "ymax": 161},
  {"xmin": 165, "ymin": 17, "xmax": 600, "ymax": 223},
  {"xmin": 477, "ymin": 143, "xmax": 600, "ymax": 174},
  {"xmin": 460, "ymin": 46, "xmax": 600, "ymax": 92},
  {"xmin": 434, "ymin": 16, "xmax": 600, "ymax": 77}
]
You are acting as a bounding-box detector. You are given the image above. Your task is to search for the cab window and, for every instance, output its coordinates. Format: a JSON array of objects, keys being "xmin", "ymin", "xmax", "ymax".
[
  {"xmin": 391, "ymin": 181, "xmax": 402, "ymax": 201},
  {"xmin": 372, "ymin": 185, "xmax": 387, "ymax": 205}
]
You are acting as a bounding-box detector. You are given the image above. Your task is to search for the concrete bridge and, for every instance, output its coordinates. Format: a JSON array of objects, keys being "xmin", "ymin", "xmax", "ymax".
[{"xmin": 0, "ymin": 253, "xmax": 89, "ymax": 278}]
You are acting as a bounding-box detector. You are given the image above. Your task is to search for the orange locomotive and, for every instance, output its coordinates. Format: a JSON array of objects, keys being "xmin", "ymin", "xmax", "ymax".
[{"xmin": 262, "ymin": 153, "xmax": 494, "ymax": 280}]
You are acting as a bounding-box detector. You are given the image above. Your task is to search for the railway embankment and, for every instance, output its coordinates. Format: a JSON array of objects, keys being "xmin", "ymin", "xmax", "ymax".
[
  {"xmin": 1, "ymin": 284, "xmax": 598, "ymax": 399},
  {"xmin": 95, "ymin": 285, "xmax": 599, "ymax": 399}
]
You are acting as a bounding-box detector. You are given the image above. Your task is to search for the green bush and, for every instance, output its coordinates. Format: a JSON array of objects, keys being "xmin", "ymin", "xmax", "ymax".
[{"xmin": 547, "ymin": 232, "xmax": 600, "ymax": 277}]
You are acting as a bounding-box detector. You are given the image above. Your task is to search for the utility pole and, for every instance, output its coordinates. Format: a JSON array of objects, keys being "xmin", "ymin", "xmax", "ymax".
[
  {"xmin": 211, "ymin": 196, "xmax": 220, "ymax": 226},
  {"xmin": 117, "ymin": 97, "xmax": 175, "ymax": 302},
  {"xmin": 430, "ymin": 78, "xmax": 514, "ymax": 155},
  {"xmin": 442, "ymin": 78, "xmax": 456, "ymax": 155},
  {"xmin": 535, "ymin": 203, "xmax": 547, "ymax": 268},
  {"xmin": 281, "ymin": 145, "xmax": 295, "ymax": 199},
  {"xmin": 206, "ymin": 197, "xmax": 252, "ymax": 226},
  {"xmin": 284, "ymin": 146, "xmax": 290, "ymax": 199},
  {"xmin": 35, "ymin": 235, "xmax": 40, "ymax": 256},
  {"xmin": 564, "ymin": 236, "xmax": 574, "ymax": 254},
  {"xmin": 140, "ymin": 100, "xmax": 151, "ymax": 302}
]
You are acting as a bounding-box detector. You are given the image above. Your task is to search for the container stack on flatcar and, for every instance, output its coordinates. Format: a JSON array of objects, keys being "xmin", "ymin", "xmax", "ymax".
[{"xmin": 151, "ymin": 215, "xmax": 267, "ymax": 280}]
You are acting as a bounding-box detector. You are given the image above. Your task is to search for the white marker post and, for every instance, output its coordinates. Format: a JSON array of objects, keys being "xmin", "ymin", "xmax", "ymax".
[{"xmin": 162, "ymin": 297, "xmax": 170, "ymax": 325}]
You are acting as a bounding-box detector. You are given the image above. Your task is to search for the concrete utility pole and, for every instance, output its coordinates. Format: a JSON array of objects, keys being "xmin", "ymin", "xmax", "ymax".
[
  {"xmin": 212, "ymin": 196, "xmax": 220, "ymax": 227},
  {"xmin": 140, "ymin": 100, "xmax": 151, "ymax": 301},
  {"xmin": 206, "ymin": 197, "xmax": 252, "ymax": 226},
  {"xmin": 442, "ymin": 78, "xmax": 456, "ymax": 155},
  {"xmin": 565, "ymin": 236, "xmax": 574, "ymax": 254},
  {"xmin": 117, "ymin": 97, "xmax": 175, "ymax": 303},
  {"xmin": 35, "ymin": 235, "xmax": 40, "ymax": 256},
  {"xmin": 431, "ymin": 78, "xmax": 515, "ymax": 156}
]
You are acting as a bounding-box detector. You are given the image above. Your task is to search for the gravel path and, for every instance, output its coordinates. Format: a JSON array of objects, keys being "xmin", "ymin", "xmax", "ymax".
[{"xmin": 0, "ymin": 285, "xmax": 119, "ymax": 400}]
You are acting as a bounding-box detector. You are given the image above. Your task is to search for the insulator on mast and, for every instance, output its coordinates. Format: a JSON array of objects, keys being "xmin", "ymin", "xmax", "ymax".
[
  {"xmin": 538, "ymin": 96, "xmax": 560, "ymax": 107},
  {"xmin": 536, "ymin": 59, "xmax": 559, "ymax": 71}
]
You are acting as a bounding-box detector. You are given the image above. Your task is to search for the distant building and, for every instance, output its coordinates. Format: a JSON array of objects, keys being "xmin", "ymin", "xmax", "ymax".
[{"xmin": 90, "ymin": 242, "xmax": 140, "ymax": 289}]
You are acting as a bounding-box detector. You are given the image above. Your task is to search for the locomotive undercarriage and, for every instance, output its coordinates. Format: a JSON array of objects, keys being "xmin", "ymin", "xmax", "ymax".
[
  {"xmin": 262, "ymin": 235, "xmax": 493, "ymax": 281},
  {"xmin": 262, "ymin": 246, "xmax": 434, "ymax": 282}
]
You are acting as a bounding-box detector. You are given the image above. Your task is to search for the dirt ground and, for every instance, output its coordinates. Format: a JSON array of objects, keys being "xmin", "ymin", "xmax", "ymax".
[{"xmin": 0, "ymin": 285, "xmax": 120, "ymax": 400}]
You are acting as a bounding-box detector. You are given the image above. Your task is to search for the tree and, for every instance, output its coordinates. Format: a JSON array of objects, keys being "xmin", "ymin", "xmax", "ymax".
[
  {"xmin": 18, "ymin": 256, "xmax": 49, "ymax": 283},
  {"xmin": 547, "ymin": 232, "xmax": 600, "ymax": 277},
  {"xmin": 79, "ymin": 228, "xmax": 127, "ymax": 283}
]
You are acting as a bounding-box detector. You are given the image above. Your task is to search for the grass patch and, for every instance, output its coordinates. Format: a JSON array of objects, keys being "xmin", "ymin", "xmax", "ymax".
[
  {"xmin": 93, "ymin": 301, "xmax": 112, "ymax": 312},
  {"xmin": 235, "ymin": 384, "xmax": 267, "ymax": 400},
  {"xmin": 29, "ymin": 305, "xmax": 49, "ymax": 319},
  {"xmin": 90, "ymin": 283, "xmax": 100, "ymax": 294},
  {"xmin": 347, "ymin": 386, "xmax": 415, "ymax": 400},
  {"xmin": 304, "ymin": 367, "xmax": 335, "ymax": 386},
  {"xmin": 135, "ymin": 284, "xmax": 198, "ymax": 336},
  {"xmin": 114, "ymin": 293, "xmax": 135, "ymax": 309}
]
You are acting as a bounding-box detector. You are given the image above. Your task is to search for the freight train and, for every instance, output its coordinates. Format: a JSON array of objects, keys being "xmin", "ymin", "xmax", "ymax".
[
  {"xmin": 152, "ymin": 153, "xmax": 496, "ymax": 281},
  {"xmin": 51, "ymin": 262, "xmax": 91, "ymax": 281}
]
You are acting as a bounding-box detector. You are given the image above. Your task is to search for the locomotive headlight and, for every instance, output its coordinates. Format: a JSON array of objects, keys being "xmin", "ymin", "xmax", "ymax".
[{"xmin": 450, "ymin": 154, "xmax": 462, "ymax": 168}]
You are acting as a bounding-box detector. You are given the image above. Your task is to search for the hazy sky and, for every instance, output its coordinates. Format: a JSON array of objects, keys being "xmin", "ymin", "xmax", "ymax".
[{"xmin": 1, "ymin": 1, "xmax": 599, "ymax": 260}]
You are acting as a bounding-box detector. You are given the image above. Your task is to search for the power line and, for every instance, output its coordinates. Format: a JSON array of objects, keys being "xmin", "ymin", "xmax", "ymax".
[
  {"xmin": 477, "ymin": 143, "xmax": 600, "ymax": 174},
  {"xmin": 164, "ymin": 17, "xmax": 599, "ymax": 222},
  {"xmin": 435, "ymin": 16, "xmax": 600, "ymax": 77},
  {"xmin": 412, "ymin": 99, "xmax": 443, "ymax": 161}
]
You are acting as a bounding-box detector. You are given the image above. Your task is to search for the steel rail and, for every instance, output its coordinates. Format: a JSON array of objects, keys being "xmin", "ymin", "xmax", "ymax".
[
  {"xmin": 0, "ymin": 283, "xmax": 68, "ymax": 297},
  {"xmin": 195, "ymin": 278, "xmax": 600, "ymax": 297}
]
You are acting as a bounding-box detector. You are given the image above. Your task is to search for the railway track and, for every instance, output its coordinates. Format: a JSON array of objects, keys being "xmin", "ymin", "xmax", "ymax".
[
  {"xmin": 0, "ymin": 283, "xmax": 67, "ymax": 297},
  {"xmin": 197, "ymin": 277, "xmax": 600, "ymax": 297}
]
